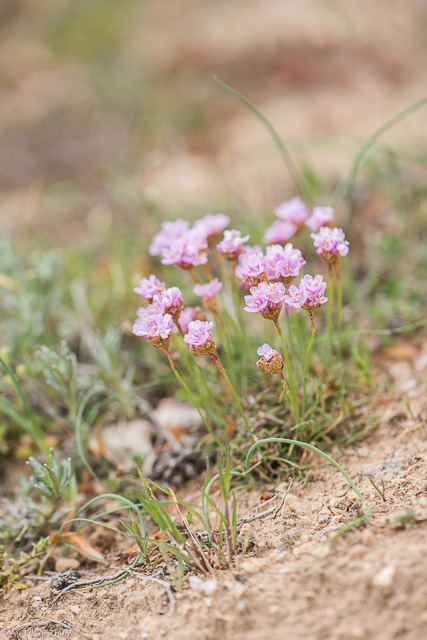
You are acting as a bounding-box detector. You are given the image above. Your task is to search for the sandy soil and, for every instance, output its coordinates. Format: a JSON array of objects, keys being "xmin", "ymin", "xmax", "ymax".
[{"xmin": 1, "ymin": 337, "xmax": 427, "ymax": 639}]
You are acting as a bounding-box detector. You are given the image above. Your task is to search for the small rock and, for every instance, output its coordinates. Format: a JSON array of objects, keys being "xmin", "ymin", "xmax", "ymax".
[
  {"xmin": 54, "ymin": 557, "xmax": 80, "ymax": 573},
  {"xmin": 372, "ymin": 564, "xmax": 396, "ymax": 588},
  {"xmin": 189, "ymin": 575, "xmax": 218, "ymax": 596},
  {"xmin": 70, "ymin": 605, "xmax": 81, "ymax": 615},
  {"xmin": 318, "ymin": 514, "xmax": 329, "ymax": 524}
]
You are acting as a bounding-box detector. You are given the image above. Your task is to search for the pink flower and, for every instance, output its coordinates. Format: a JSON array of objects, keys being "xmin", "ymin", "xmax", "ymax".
[
  {"xmin": 133, "ymin": 275, "xmax": 165, "ymax": 302},
  {"xmin": 193, "ymin": 278, "xmax": 223, "ymax": 298},
  {"xmin": 311, "ymin": 227, "xmax": 349, "ymax": 264},
  {"xmin": 306, "ymin": 206, "xmax": 335, "ymax": 232},
  {"xmin": 184, "ymin": 320, "xmax": 216, "ymax": 356},
  {"xmin": 194, "ymin": 213, "xmax": 230, "ymax": 242},
  {"xmin": 217, "ymin": 229, "xmax": 250, "ymax": 261},
  {"xmin": 257, "ymin": 343, "xmax": 279, "ymax": 361},
  {"xmin": 149, "ymin": 219, "xmax": 190, "ymax": 256},
  {"xmin": 256, "ymin": 343, "xmax": 283, "ymax": 374},
  {"xmin": 178, "ymin": 307, "xmax": 198, "ymax": 333},
  {"xmin": 274, "ymin": 197, "xmax": 310, "ymax": 225},
  {"xmin": 152, "ymin": 286, "xmax": 183, "ymax": 321},
  {"xmin": 264, "ymin": 244, "xmax": 306, "ymax": 283},
  {"xmin": 244, "ymin": 281, "xmax": 286, "ymax": 321},
  {"xmin": 235, "ymin": 245, "xmax": 263, "ymax": 288},
  {"xmin": 160, "ymin": 228, "xmax": 208, "ymax": 269},
  {"xmin": 285, "ymin": 274, "xmax": 328, "ymax": 310},
  {"xmin": 263, "ymin": 219, "xmax": 297, "ymax": 245},
  {"xmin": 239, "ymin": 252, "xmax": 267, "ymax": 285},
  {"xmin": 132, "ymin": 312, "xmax": 173, "ymax": 350}
]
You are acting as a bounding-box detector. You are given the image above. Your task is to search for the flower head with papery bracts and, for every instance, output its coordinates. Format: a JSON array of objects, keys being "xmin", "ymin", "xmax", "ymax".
[
  {"xmin": 311, "ymin": 227, "xmax": 349, "ymax": 265},
  {"xmin": 184, "ymin": 320, "xmax": 216, "ymax": 356},
  {"xmin": 256, "ymin": 343, "xmax": 283, "ymax": 375},
  {"xmin": 239, "ymin": 252, "xmax": 267, "ymax": 286},
  {"xmin": 274, "ymin": 197, "xmax": 310, "ymax": 225},
  {"xmin": 193, "ymin": 278, "xmax": 223, "ymax": 299},
  {"xmin": 235, "ymin": 245, "xmax": 263, "ymax": 289},
  {"xmin": 194, "ymin": 213, "xmax": 230, "ymax": 244},
  {"xmin": 151, "ymin": 286, "xmax": 183, "ymax": 321},
  {"xmin": 244, "ymin": 281, "xmax": 286, "ymax": 321},
  {"xmin": 263, "ymin": 219, "xmax": 297, "ymax": 245},
  {"xmin": 132, "ymin": 312, "xmax": 173, "ymax": 350},
  {"xmin": 285, "ymin": 274, "xmax": 328, "ymax": 311},
  {"xmin": 217, "ymin": 229, "xmax": 250, "ymax": 261},
  {"xmin": 264, "ymin": 243, "xmax": 306, "ymax": 284},
  {"xmin": 134, "ymin": 275, "xmax": 165, "ymax": 302},
  {"xmin": 306, "ymin": 206, "xmax": 335, "ymax": 232}
]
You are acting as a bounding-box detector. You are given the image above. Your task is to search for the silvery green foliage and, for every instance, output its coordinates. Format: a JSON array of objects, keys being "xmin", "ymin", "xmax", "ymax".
[{"xmin": 26, "ymin": 448, "xmax": 75, "ymax": 504}]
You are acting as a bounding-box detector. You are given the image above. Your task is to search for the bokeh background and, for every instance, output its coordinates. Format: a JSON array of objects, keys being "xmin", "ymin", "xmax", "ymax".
[{"xmin": 1, "ymin": 0, "xmax": 427, "ymax": 248}]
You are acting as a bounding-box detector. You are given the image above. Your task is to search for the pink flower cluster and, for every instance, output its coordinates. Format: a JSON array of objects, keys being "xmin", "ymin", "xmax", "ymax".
[
  {"xmin": 244, "ymin": 281, "xmax": 286, "ymax": 321},
  {"xmin": 134, "ymin": 274, "xmax": 164, "ymax": 302},
  {"xmin": 132, "ymin": 282, "xmax": 184, "ymax": 348},
  {"xmin": 264, "ymin": 198, "xmax": 335, "ymax": 244},
  {"xmin": 149, "ymin": 214, "xmax": 230, "ymax": 271},
  {"xmin": 217, "ymin": 230, "xmax": 250, "ymax": 261},
  {"xmin": 132, "ymin": 312, "xmax": 174, "ymax": 350},
  {"xmin": 237, "ymin": 244, "xmax": 306, "ymax": 287},
  {"xmin": 311, "ymin": 227, "xmax": 349, "ymax": 264},
  {"xmin": 184, "ymin": 320, "xmax": 216, "ymax": 356},
  {"xmin": 193, "ymin": 278, "xmax": 223, "ymax": 299},
  {"xmin": 285, "ymin": 274, "xmax": 328, "ymax": 311},
  {"xmin": 256, "ymin": 343, "xmax": 283, "ymax": 375}
]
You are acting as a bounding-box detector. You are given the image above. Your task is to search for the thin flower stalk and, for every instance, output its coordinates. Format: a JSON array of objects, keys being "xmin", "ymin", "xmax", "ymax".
[
  {"xmin": 211, "ymin": 353, "xmax": 256, "ymax": 444},
  {"xmin": 273, "ymin": 320, "xmax": 300, "ymax": 420},
  {"xmin": 165, "ymin": 350, "xmax": 219, "ymax": 445},
  {"xmin": 302, "ymin": 312, "xmax": 316, "ymax": 416}
]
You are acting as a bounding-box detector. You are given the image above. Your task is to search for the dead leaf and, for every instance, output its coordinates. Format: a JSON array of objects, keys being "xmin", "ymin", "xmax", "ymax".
[
  {"xmin": 50, "ymin": 532, "xmax": 106, "ymax": 563},
  {"xmin": 376, "ymin": 342, "xmax": 417, "ymax": 361}
]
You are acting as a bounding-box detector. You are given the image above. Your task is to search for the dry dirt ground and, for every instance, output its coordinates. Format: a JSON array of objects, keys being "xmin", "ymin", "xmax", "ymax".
[
  {"xmin": 1, "ymin": 1, "xmax": 427, "ymax": 639},
  {"xmin": 1, "ymin": 338, "xmax": 427, "ymax": 639}
]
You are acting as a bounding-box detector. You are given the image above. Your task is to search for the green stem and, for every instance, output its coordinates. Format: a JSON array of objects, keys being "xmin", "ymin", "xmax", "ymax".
[
  {"xmin": 213, "ymin": 76, "xmax": 311, "ymax": 203},
  {"xmin": 327, "ymin": 263, "xmax": 334, "ymax": 356},
  {"xmin": 279, "ymin": 371, "xmax": 300, "ymax": 418},
  {"xmin": 165, "ymin": 351, "xmax": 219, "ymax": 445},
  {"xmin": 293, "ymin": 309, "xmax": 303, "ymax": 360},
  {"xmin": 336, "ymin": 266, "xmax": 343, "ymax": 357},
  {"xmin": 302, "ymin": 312, "xmax": 316, "ymax": 416},
  {"xmin": 212, "ymin": 354, "xmax": 256, "ymax": 444},
  {"xmin": 274, "ymin": 320, "xmax": 300, "ymax": 420},
  {"xmin": 245, "ymin": 437, "xmax": 369, "ymax": 515}
]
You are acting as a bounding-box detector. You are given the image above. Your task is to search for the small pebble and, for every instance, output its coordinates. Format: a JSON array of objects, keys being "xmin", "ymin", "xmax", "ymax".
[
  {"xmin": 70, "ymin": 605, "xmax": 81, "ymax": 615},
  {"xmin": 318, "ymin": 514, "xmax": 329, "ymax": 524},
  {"xmin": 54, "ymin": 557, "xmax": 80, "ymax": 573},
  {"xmin": 372, "ymin": 564, "xmax": 396, "ymax": 588}
]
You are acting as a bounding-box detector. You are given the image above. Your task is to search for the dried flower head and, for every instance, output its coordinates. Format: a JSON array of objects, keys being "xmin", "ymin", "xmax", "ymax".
[
  {"xmin": 184, "ymin": 320, "xmax": 216, "ymax": 356},
  {"xmin": 256, "ymin": 343, "xmax": 283, "ymax": 375}
]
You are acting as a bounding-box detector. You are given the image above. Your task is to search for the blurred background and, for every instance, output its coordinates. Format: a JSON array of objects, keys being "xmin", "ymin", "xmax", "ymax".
[{"xmin": 1, "ymin": 0, "xmax": 427, "ymax": 248}]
